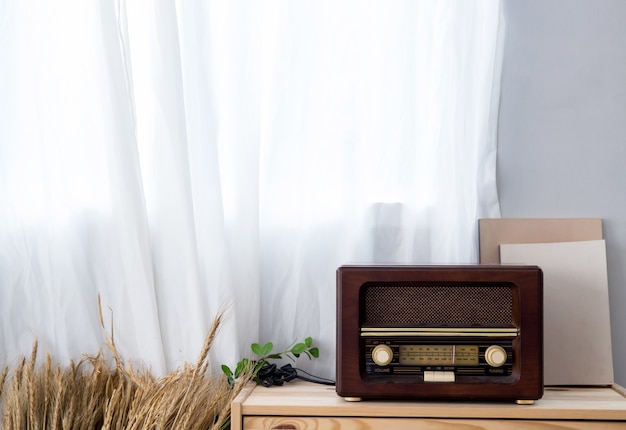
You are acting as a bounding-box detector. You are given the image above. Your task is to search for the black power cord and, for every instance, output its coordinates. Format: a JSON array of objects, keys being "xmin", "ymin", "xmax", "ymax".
[{"xmin": 257, "ymin": 363, "xmax": 335, "ymax": 387}]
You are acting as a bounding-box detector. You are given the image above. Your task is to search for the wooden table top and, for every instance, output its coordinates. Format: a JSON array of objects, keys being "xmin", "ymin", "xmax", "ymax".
[{"xmin": 232, "ymin": 381, "xmax": 626, "ymax": 421}]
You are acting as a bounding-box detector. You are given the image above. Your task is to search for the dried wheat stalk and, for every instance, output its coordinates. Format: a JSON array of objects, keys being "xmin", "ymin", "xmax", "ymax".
[{"xmin": 0, "ymin": 303, "xmax": 247, "ymax": 430}]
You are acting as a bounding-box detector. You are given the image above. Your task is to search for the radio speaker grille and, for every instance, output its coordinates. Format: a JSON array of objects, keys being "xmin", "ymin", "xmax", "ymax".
[{"xmin": 363, "ymin": 282, "xmax": 513, "ymax": 325}]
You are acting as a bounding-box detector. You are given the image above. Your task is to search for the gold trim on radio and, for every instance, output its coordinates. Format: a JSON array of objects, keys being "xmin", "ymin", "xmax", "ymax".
[{"xmin": 360, "ymin": 327, "xmax": 519, "ymax": 338}]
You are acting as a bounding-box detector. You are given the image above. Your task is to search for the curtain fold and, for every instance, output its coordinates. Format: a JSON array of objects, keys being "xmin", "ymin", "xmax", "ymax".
[
  {"xmin": 0, "ymin": 0, "xmax": 502, "ymax": 380},
  {"xmin": 0, "ymin": 0, "xmax": 167, "ymax": 372},
  {"xmin": 256, "ymin": 0, "xmax": 503, "ymax": 378}
]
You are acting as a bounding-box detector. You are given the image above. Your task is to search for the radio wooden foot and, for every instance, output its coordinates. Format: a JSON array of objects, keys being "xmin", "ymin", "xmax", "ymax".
[
  {"xmin": 516, "ymin": 399, "xmax": 535, "ymax": 405},
  {"xmin": 344, "ymin": 397, "xmax": 363, "ymax": 402}
]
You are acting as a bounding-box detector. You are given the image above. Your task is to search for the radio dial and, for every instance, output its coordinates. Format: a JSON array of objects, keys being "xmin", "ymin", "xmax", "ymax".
[
  {"xmin": 371, "ymin": 344, "xmax": 393, "ymax": 366},
  {"xmin": 485, "ymin": 345, "xmax": 507, "ymax": 367}
]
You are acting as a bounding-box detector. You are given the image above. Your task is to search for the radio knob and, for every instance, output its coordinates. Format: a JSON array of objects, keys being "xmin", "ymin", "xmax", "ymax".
[
  {"xmin": 371, "ymin": 344, "xmax": 393, "ymax": 366},
  {"xmin": 484, "ymin": 345, "xmax": 507, "ymax": 367}
]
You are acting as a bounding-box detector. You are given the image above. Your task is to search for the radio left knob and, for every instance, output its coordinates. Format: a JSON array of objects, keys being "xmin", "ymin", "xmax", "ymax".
[{"xmin": 371, "ymin": 344, "xmax": 393, "ymax": 366}]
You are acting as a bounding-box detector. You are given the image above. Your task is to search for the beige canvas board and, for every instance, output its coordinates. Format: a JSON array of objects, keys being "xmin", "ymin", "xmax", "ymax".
[
  {"xmin": 500, "ymin": 240, "xmax": 613, "ymax": 386},
  {"xmin": 478, "ymin": 218, "xmax": 603, "ymax": 264}
]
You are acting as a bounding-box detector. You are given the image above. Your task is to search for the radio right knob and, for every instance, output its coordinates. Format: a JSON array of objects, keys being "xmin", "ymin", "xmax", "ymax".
[
  {"xmin": 371, "ymin": 344, "xmax": 393, "ymax": 366},
  {"xmin": 484, "ymin": 345, "xmax": 507, "ymax": 367}
]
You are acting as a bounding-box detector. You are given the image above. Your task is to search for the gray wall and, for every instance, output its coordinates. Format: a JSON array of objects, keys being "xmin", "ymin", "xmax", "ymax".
[{"xmin": 498, "ymin": 0, "xmax": 626, "ymax": 385}]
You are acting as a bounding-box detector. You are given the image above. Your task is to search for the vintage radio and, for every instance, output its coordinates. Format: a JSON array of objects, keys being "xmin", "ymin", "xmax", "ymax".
[{"xmin": 336, "ymin": 264, "xmax": 543, "ymax": 404}]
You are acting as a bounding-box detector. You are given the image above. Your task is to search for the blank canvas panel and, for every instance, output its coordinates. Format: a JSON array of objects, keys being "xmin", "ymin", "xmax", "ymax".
[{"xmin": 500, "ymin": 240, "xmax": 613, "ymax": 386}]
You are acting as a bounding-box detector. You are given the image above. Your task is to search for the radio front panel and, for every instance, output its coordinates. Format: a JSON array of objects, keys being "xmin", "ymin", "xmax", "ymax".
[
  {"xmin": 363, "ymin": 338, "xmax": 514, "ymax": 380},
  {"xmin": 336, "ymin": 265, "xmax": 543, "ymax": 403}
]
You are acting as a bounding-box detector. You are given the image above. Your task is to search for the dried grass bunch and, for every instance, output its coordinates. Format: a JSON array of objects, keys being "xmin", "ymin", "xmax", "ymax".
[{"xmin": 0, "ymin": 301, "xmax": 249, "ymax": 430}]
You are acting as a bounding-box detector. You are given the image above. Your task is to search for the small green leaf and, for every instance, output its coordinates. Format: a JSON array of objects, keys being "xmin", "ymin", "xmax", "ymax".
[
  {"xmin": 234, "ymin": 362, "xmax": 243, "ymax": 378},
  {"xmin": 253, "ymin": 360, "xmax": 267, "ymax": 374},
  {"xmin": 221, "ymin": 364, "xmax": 233, "ymax": 378},
  {"xmin": 235, "ymin": 358, "xmax": 250, "ymax": 378},
  {"xmin": 291, "ymin": 342, "xmax": 307, "ymax": 355},
  {"xmin": 251, "ymin": 343, "xmax": 264, "ymax": 356},
  {"xmin": 252, "ymin": 342, "xmax": 273, "ymax": 356},
  {"xmin": 261, "ymin": 342, "xmax": 273, "ymax": 356},
  {"xmin": 305, "ymin": 337, "xmax": 313, "ymax": 347},
  {"xmin": 309, "ymin": 347, "xmax": 319, "ymax": 358}
]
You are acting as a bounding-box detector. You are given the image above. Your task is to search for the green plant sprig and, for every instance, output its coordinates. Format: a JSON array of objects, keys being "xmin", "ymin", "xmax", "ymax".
[{"xmin": 221, "ymin": 337, "xmax": 319, "ymax": 386}]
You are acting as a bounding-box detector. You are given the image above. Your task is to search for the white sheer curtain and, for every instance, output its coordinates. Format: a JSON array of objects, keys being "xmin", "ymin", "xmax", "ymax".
[{"xmin": 0, "ymin": 0, "xmax": 503, "ymax": 379}]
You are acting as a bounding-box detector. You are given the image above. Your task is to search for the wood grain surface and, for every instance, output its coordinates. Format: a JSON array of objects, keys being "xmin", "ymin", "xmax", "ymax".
[{"xmin": 231, "ymin": 381, "xmax": 626, "ymax": 430}]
